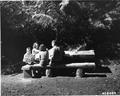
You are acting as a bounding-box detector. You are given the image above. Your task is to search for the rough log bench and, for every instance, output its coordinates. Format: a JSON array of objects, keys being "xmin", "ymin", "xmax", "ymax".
[
  {"xmin": 21, "ymin": 50, "xmax": 95, "ymax": 78},
  {"xmin": 21, "ymin": 62, "xmax": 95, "ymax": 78}
]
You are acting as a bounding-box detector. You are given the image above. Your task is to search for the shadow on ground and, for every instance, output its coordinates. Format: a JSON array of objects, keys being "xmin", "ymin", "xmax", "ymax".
[{"xmin": 41, "ymin": 66, "xmax": 112, "ymax": 78}]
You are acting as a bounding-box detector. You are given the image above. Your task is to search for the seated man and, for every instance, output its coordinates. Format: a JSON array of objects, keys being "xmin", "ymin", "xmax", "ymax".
[
  {"xmin": 46, "ymin": 40, "xmax": 65, "ymax": 77},
  {"xmin": 49, "ymin": 40, "xmax": 65, "ymax": 66}
]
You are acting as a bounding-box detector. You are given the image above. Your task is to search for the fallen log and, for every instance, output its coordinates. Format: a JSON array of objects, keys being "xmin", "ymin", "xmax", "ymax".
[
  {"xmin": 31, "ymin": 62, "xmax": 95, "ymax": 69},
  {"xmin": 64, "ymin": 50, "xmax": 95, "ymax": 56},
  {"xmin": 22, "ymin": 50, "xmax": 96, "ymax": 78},
  {"xmin": 22, "ymin": 62, "xmax": 95, "ymax": 78},
  {"xmin": 64, "ymin": 50, "xmax": 95, "ymax": 62},
  {"xmin": 65, "ymin": 62, "xmax": 95, "ymax": 68}
]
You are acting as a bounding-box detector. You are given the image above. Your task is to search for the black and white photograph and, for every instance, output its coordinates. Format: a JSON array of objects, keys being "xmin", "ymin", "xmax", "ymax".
[{"xmin": 1, "ymin": 0, "xmax": 120, "ymax": 95}]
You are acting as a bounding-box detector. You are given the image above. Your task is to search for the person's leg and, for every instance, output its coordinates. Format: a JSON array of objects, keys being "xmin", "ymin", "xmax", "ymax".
[
  {"xmin": 31, "ymin": 69, "xmax": 35, "ymax": 77},
  {"xmin": 46, "ymin": 68, "xmax": 52, "ymax": 77},
  {"xmin": 32, "ymin": 68, "xmax": 43, "ymax": 78},
  {"xmin": 75, "ymin": 68, "xmax": 84, "ymax": 78}
]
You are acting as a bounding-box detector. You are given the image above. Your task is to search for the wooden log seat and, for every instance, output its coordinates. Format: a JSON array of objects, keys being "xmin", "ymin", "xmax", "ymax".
[
  {"xmin": 21, "ymin": 50, "xmax": 95, "ymax": 78},
  {"xmin": 21, "ymin": 65, "xmax": 32, "ymax": 78},
  {"xmin": 21, "ymin": 62, "xmax": 95, "ymax": 78},
  {"xmin": 64, "ymin": 50, "xmax": 95, "ymax": 62}
]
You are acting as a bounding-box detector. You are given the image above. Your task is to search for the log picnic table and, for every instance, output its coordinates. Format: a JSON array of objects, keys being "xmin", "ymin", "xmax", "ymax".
[{"xmin": 21, "ymin": 50, "xmax": 96, "ymax": 78}]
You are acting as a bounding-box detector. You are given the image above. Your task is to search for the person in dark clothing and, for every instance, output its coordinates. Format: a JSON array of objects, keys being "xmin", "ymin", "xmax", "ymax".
[
  {"xmin": 49, "ymin": 40, "xmax": 65, "ymax": 66},
  {"xmin": 46, "ymin": 40, "xmax": 65, "ymax": 77}
]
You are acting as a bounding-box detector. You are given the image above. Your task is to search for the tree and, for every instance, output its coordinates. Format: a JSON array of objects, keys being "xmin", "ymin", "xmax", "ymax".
[{"xmin": 1, "ymin": 0, "xmax": 120, "ymax": 63}]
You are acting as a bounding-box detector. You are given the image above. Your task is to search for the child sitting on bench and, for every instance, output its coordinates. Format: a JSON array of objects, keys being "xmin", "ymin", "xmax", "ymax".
[{"xmin": 23, "ymin": 47, "xmax": 34, "ymax": 65}]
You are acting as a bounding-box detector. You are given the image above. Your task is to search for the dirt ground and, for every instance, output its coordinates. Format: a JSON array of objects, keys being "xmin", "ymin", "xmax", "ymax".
[{"xmin": 1, "ymin": 64, "xmax": 120, "ymax": 95}]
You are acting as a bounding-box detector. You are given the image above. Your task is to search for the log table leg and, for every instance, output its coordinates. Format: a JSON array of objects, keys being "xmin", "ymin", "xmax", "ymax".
[
  {"xmin": 46, "ymin": 69, "xmax": 52, "ymax": 77},
  {"xmin": 76, "ymin": 68, "xmax": 84, "ymax": 78},
  {"xmin": 23, "ymin": 70, "xmax": 32, "ymax": 78},
  {"xmin": 31, "ymin": 68, "xmax": 42, "ymax": 78}
]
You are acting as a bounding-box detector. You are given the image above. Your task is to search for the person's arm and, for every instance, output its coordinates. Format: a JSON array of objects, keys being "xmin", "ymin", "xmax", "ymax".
[
  {"xmin": 39, "ymin": 53, "xmax": 41, "ymax": 63},
  {"xmin": 31, "ymin": 54, "xmax": 36, "ymax": 64},
  {"xmin": 35, "ymin": 53, "xmax": 39, "ymax": 61},
  {"xmin": 23, "ymin": 54, "xmax": 31, "ymax": 64},
  {"xmin": 36, "ymin": 49, "xmax": 40, "ymax": 53},
  {"xmin": 61, "ymin": 47, "xmax": 65, "ymax": 57},
  {"xmin": 32, "ymin": 49, "xmax": 34, "ymax": 55},
  {"xmin": 49, "ymin": 48, "xmax": 54, "ymax": 59},
  {"xmin": 49, "ymin": 48, "xmax": 55, "ymax": 66},
  {"xmin": 23, "ymin": 54, "xmax": 27, "ymax": 62},
  {"xmin": 46, "ymin": 50, "xmax": 49, "ymax": 63}
]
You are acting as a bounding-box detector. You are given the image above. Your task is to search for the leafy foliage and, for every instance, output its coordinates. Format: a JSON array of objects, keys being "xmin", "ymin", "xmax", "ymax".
[{"xmin": 1, "ymin": 0, "xmax": 120, "ymax": 70}]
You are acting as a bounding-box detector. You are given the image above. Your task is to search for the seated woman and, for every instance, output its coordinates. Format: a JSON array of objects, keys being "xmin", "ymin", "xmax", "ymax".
[
  {"xmin": 33, "ymin": 44, "xmax": 49, "ymax": 77},
  {"xmin": 32, "ymin": 42, "xmax": 39, "ymax": 60},
  {"xmin": 23, "ymin": 47, "xmax": 34, "ymax": 65},
  {"xmin": 38, "ymin": 44, "xmax": 49, "ymax": 66}
]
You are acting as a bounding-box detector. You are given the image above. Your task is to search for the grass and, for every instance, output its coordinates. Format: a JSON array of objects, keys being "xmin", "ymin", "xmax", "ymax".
[
  {"xmin": 1, "ymin": 74, "xmax": 120, "ymax": 95},
  {"xmin": 1, "ymin": 59, "xmax": 120, "ymax": 95}
]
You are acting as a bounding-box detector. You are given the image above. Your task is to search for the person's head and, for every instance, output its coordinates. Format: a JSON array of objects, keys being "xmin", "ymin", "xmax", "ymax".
[
  {"xmin": 39, "ymin": 44, "xmax": 46, "ymax": 51},
  {"xmin": 33, "ymin": 42, "xmax": 39, "ymax": 49},
  {"xmin": 51, "ymin": 40, "xmax": 59, "ymax": 47},
  {"xmin": 105, "ymin": 13, "xmax": 109, "ymax": 17},
  {"xmin": 26, "ymin": 47, "xmax": 31, "ymax": 53}
]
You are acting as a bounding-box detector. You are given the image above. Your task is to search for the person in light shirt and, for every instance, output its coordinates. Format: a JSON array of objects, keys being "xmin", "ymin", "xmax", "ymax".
[
  {"xmin": 32, "ymin": 42, "xmax": 39, "ymax": 61},
  {"xmin": 32, "ymin": 42, "xmax": 39, "ymax": 55},
  {"xmin": 23, "ymin": 47, "xmax": 34, "ymax": 65},
  {"xmin": 33, "ymin": 44, "xmax": 49, "ymax": 77}
]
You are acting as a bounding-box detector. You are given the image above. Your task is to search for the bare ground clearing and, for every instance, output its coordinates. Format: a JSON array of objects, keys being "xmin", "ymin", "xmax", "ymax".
[{"xmin": 1, "ymin": 64, "xmax": 120, "ymax": 95}]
